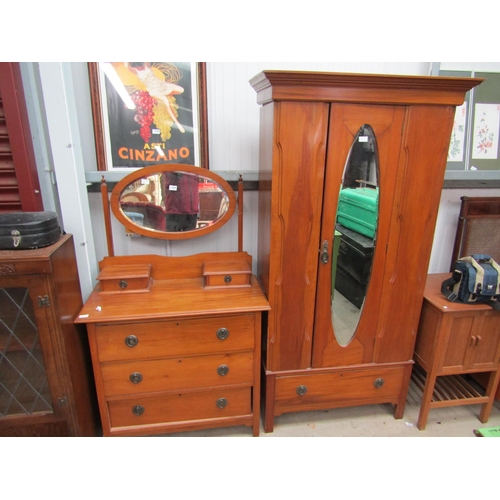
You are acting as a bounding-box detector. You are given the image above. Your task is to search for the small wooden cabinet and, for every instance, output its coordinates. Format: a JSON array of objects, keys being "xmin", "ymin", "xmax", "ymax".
[
  {"xmin": 0, "ymin": 234, "xmax": 98, "ymax": 436},
  {"xmin": 75, "ymin": 252, "xmax": 269, "ymax": 437},
  {"xmin": 413, "ymin": 273, "xmax": 500, "ymax": 430}
]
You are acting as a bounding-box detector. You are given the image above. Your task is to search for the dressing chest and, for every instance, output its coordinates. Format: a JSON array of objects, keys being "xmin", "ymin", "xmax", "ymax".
[
  {"xmin": 76, "ymin": 252, "xmax": 269, "ymax": 436},
  {"xmin": 75, "ymin": 165, "xmax": 269, "ymax": 436}
]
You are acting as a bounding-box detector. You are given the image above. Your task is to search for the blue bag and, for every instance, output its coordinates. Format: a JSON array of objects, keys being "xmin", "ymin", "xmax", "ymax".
[{"xmin": 441, "ymin": 254, "xmax": 500, "ymax": 311}]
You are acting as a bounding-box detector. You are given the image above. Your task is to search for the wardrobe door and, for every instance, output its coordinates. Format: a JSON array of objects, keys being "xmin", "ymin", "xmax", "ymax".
[
  {"xmin": 266, "ymin": 101, "xmax": 329, "ymax": 372},
  {"xmin": 312, "ymin": 103, "xmax": 405, "ymax": 368},
  {"xmin": 374, "ymin": 105, "xmax": 457, "ymax": 364}
]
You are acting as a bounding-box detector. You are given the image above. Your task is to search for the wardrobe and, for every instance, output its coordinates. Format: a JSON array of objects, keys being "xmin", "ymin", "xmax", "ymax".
[{"xmin": 250, "ymin": 71, "xmax": 482, "ymax": 432}]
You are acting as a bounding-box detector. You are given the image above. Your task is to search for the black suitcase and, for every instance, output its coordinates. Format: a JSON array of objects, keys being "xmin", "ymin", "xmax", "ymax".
[
  {"xmin": 334, "ymin": 223, "xmax": 375, "ymax": 309},
  {"xmin": 0, "ymin": 211, "xmax": 62, "ymax": 250},
  {"xmin": 335, "ymin": 223, "xmax": 374, "ymax": 285}
]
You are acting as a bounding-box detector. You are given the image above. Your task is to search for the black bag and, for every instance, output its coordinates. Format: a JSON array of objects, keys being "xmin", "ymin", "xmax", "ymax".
[
  {"xmin": 0, "ymin": 211, "xmax": 62, "ymax": 250},
  {"xmin": 441, "ymin": 254, "xmax": 500, "ymax": 311}
]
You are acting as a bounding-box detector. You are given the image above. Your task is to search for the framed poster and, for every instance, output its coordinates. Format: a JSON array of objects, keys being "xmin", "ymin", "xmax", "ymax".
[
  {"xmin": 88, "ymin": 62, "xmax": 209, "ymax": 170},
  {"xmin": 442, "ymin": 69, "xmax": 500, "ymax": 173}
]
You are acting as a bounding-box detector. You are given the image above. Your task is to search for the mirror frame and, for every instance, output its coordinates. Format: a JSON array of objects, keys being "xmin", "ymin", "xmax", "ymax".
[{"xmin": 110, "ymin": 164, "xmax": 236, "ymax": 240}]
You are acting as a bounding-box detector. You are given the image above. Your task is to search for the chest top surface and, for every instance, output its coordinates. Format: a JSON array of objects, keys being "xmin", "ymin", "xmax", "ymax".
[
  {"xmin": 75, "ymin": 252, "xmax": 270, "ymax": 324},
  {"xmin": 424, "ymin": 273, "xmax": 495, "ymax": 314}
]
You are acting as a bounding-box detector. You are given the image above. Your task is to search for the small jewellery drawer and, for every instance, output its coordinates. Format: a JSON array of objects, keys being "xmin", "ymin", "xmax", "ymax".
[
  {"xmin": 275, "ymin": 366, "xmax": 405, "ymax": 413},
  {"xmin": 101, "ymin": 352, "xmax": 254, "ymax": 397},
  {"xmin": 203, "ymin": 261, "xmax": 252, "ymax": 289},
  {"xmin": 95, "ymin": 314, "xmax": 255, "ymax": 362},
  {"xmin": 108, "ymin": 386, "xmax": 252, "ymax": 428},
  {"xmin": 97, "ymin": 264, "xmax": 152, "ymax": 294}
]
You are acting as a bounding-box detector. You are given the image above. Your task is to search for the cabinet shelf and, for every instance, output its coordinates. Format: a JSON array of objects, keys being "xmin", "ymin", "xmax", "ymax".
[{"xmin": 412, "ymin": 364, "xmax": 489, "ymax": 407}]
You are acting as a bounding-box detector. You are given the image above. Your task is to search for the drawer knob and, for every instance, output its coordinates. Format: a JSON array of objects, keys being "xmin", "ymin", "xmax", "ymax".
[
  {"xmin": 125, "ymin": 335, "xmax": 139, "ymax": 347},
  {"xmin": 224, "ymin": 275, "xmax": 232, "ymax": 283},
  {"xmin": 216, "ymin": 398, "xmax": 228, "ymax": 409},
  {"xmin": 119, "ymin": 280, "xmax": 128, "ymax": 289},
  {"xmin": 130, "ymin": 372, "xmax": 143, "ymax": 384},
  {"xmin": 296, "ymin": 385, "xmax": 307, "ymax": 396},
  {"xmin": 374, "ymin": 378, "xmax": 384, "ymax": 389},
  {"xmin": 216, "ymin": 328, "xmax": 229, "ymax": 340},
  {"xmin": 132, "ymin": 405, "xmax": 144, "ymax": 416},
  {"xmin": 217, "ymin": 364, "xmax": 229, "ymax": 376}
]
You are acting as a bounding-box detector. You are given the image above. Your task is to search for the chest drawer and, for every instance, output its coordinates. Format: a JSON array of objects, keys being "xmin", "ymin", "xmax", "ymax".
[
  {"xmin": 95, "ymin": 314, "xmax": 255, "ymax": 362},
  {"xmin": 101, "ymin": 351, "xmax": 254, "ymax": 396},
  {"xmin": 108, "ymin": 386, "xmax": 252, "ymax": 428}
]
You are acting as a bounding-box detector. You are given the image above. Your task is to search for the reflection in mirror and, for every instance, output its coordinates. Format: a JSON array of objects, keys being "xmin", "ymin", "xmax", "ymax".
[
  {"xmin": 120, "ymin": 172, "xmax": 229, "ymax": 232},
  {"xmin": 110, "ymin": 164, "xmax": 236, "ymax": 240},
  {"xmin": 331, "ymin": 125, "xmax": 379, "ymax": 347}
]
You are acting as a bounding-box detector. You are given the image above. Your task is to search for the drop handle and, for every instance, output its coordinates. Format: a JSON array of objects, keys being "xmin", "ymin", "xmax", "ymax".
[
  {"xmin": 125, "ymin": 335, "xmax": 138, "ymax": 347},
  {"xmin": 216, "ymin": 328, "xmax": 229, "ymax": 340},
  {"xmin": 130, "ymin": 372, "xmax": 143, "ymax": 384},
  {"xmin": 216, "ymin": 398, "xmax": 228, "ymax": 409},
  {"xmin": 217, "ymin": 364, "xmax": 229, "ymax": 376},
  {"xmin": 320, "ymin": 240, "xmax": 329, "ymax": 264},
  {"xmin": 132, "ymin": 405, "xmax": 145, "ymax": 416}
]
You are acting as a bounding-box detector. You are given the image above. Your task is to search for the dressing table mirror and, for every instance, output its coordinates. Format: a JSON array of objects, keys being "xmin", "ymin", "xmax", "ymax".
[
  {"xmin": 76, "ymin": 164, "xmax": 270, "ymax": 437},
  {"xmin": 111, "ymin": 164, "xmax": 236, "ymax": 241}
]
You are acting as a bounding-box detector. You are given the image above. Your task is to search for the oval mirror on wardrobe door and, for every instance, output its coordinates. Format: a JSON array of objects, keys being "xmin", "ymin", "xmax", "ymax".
[{"xmin": 331, "ymin": 124, "xmax": 380, "ymax": 346}]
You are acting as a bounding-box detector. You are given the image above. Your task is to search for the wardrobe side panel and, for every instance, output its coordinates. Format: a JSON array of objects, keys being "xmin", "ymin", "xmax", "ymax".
[
  {"xmin": 266, "ymin": 101, "xmax": 329, "ymax": 371},
  {"xmin": 375, "ymin": 105, "xmax": 456, "ymax": 364},
  {"xmin": 257, "ymin": 102, "xmax": 274, "ymax": 296}
]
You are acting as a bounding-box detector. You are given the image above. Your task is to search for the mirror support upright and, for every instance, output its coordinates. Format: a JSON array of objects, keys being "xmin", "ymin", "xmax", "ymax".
[{"xmin": 101, "ymin": 176, "xmax": 115, "ymax": 257}]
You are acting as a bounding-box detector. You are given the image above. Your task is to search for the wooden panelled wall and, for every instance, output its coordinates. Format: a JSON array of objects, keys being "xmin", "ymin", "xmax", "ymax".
[{"xmin": 0, "ymin": 62, "xmax": 42, "ymax": 212}]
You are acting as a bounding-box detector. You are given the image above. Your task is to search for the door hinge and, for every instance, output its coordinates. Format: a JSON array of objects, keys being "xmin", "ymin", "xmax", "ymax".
[{"xmin": 38, "ymin": 295, "xmax": 50, "ymax": 307}]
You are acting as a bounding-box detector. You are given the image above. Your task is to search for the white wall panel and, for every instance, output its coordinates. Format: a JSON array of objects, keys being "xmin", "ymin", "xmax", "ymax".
[
  {"xmin": 206, "ymin": 62, "xmax": 431, "ymax": 173},
  {"xmin": 28, "ymin": 62, "xmax": 450, "ymax": 288}
]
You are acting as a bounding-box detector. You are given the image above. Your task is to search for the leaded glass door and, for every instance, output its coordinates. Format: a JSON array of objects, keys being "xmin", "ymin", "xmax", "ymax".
[{"xmin": 0, "ymin": 274, "xmax": 66, "ymax": 434}]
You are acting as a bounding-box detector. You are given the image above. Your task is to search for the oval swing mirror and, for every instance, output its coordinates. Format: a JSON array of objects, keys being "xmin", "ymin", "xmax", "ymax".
[
  {"xmin": 331, "ymin": 124, "xmax": 379, "ymax": 346},
  {"xmin": 110, "ymin": 164, "xmax": 236, "ymax": 240}
]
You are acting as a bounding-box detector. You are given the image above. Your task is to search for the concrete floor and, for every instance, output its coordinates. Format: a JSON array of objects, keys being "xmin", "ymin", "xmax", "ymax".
[{"xmin": 164, "ymin": 377, "xmax": 500, "ymax": 437}]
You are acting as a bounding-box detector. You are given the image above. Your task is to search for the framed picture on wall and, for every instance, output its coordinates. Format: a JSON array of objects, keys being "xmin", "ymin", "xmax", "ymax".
[
  {"xmin": 88, "ymin": 62, "xmax": 209, "ymax": 170},
  {"xmin": 442, "ymin": 69, "xmax": 500, "ymax": 173}
]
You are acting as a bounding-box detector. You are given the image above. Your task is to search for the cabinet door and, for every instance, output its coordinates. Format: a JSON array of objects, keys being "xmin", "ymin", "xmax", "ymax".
[
  {"xmin": 441, "ymin": 314, "xmax": 500, "ymax": 374},
  {"xmin": 312, "ymin": 103, "xmax": 405, "ymax": 368},
  {"xmin": 441, "ymin": 315, "xmax": 476, "ymax": 373},
  {"xmin": 0, "ymin": 275, "xmax": 70, "ymax": 436},
  {"xmin": 466, "ymin": 315, "xmax": 500, "ymax": 371}
]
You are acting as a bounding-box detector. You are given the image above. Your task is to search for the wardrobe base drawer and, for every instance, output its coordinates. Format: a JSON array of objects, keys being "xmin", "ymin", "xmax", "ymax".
[
  {"xmin": 274, "ymin": 365, "xmax": 406, "ymax": 415},
  {"xmin": 107, "ymin": 386, "xmax": 252, "ymax": 428}
]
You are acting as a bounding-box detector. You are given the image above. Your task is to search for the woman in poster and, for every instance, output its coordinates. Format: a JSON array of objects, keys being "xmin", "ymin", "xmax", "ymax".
[{"xmin": 125, "ymin": 62, "xmax": 186, "ymax": 134}]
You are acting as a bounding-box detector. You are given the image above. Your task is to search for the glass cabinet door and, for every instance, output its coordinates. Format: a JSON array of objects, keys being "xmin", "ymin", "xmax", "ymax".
[{"xmin": 0, "ymin": 276, "xmax": 58, "ymax": 425}]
